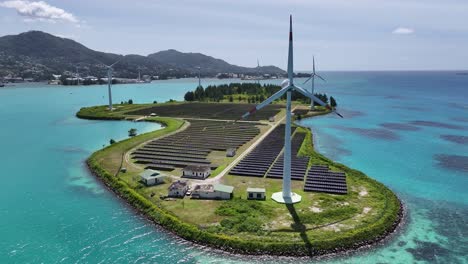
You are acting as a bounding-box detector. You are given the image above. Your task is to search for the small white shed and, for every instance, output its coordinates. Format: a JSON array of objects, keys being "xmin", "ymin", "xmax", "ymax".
[
  {"xmin": 139, "ymin": 169, "xmax": 166, "ymax": 186},
  {"xmin": 247, "ymin": 187, "xmax": 266, "ymax": 200}
]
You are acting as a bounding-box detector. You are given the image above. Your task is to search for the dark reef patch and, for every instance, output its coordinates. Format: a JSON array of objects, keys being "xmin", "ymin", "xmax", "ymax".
[
  {"xmin": 406, "ymin": 240, "xmax": 450, "ymax": 262},
  {"xmin": 452, "ymin": 116, "xmax": 468, "ymax": 123},
  {"xmin": 433, "ymin": 154, "xmax": 468, "ymax": 173},
  {"xmin": 397, "ymin": 241, "xmax": 407, "ymax": 247},
  {"xmin": 380, "ymin": 123, "xmax": 420, "ymax": 131},
  {"xmin": 440, "ymin": 135, "xmax": 468, "ymax": 145},
  {"xmin": 447, "ymin": 102, "xmax": 468, "ymax": 110},
  {"xmin": 331, "ymin": 125, "xmax": 400, "ymax": 141},
  {"xmin": 409, "ymin": 120, "xmax": 464, "ymax": 130}
]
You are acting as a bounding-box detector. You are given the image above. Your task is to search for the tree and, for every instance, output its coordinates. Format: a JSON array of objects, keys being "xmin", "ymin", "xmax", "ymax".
[
  {"xmin": 128, "ymin": 99, "xmax": 133, "ymax": 104},
  {"xmin": 128, "ymin": 128, "xmax": 137, "ymax": 137},
  {"xmin": 153, "ymin": 100, "xmax": 158, "ymax": 104},
  {"xmin": 330, "ymin": 96, "xmax": 337, "ymax": 108},
  {"xmin": 229, "ymin": 95, "xmax": 234, "ymax": 102},
  {"xmin": 194, "ymin": 86, "xmax": 205, "ymax": 101},
  {"xmin": 110, "ymin": 139, "xmax": 116, "ymax": 144},
  {"xmin": 184, "ymin": 91, "xmax": 195, "ymax": 101}
]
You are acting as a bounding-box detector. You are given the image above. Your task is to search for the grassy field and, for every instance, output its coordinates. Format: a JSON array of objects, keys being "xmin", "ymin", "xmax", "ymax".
[{"xmin": 79, "ymin": 102, "xmax": 402, "ymax": 256}]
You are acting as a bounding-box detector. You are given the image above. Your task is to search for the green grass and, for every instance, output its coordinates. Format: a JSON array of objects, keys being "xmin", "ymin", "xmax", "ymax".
[{"xmin": 79, "ymin": 103, "xmax": 402, "ymax": 256}]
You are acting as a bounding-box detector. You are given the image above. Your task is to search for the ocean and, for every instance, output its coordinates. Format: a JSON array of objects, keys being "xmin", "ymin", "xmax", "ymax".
[{"xmin": 0, "ymin": 72, "xmax": 466, "ymax": 263}]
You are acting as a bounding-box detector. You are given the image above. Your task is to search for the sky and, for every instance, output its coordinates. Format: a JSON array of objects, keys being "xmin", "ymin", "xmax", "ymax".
[{"xmin": 0, "ymin": 0, "xmax": 467, "ymax": 71}]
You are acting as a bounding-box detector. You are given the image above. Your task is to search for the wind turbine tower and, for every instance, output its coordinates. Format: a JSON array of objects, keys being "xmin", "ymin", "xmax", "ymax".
[
  {"xmin": 241, "ymin": 16, "xmax": 343, "ymax": 204},
  {"xmin": 197, "ymin": 66, "xmax": 201, "ymax": 87},
  {"xmin": 105, "ymin": 60, "xmax": 120, "ymax": 110},
  {"xmin": 303, "ymin": 57, "xmax": 325, "ymax": 109}
]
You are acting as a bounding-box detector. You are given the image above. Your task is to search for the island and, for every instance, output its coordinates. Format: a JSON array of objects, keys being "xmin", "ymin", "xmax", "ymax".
[{"xmin": 77, "ymin": 100, "xmax": 403, "ymax": 257}]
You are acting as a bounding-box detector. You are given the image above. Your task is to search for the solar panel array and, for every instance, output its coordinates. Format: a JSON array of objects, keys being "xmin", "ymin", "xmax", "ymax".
[
  {"xmin": 230, "ymin": 125, "xmax": 296, "ymax": 177},
  {"xmin": 127, "ymin": 102, "xmax": 283, "ymax": 121},
  {"xmin": 132, "ymin": 120, "xmax": 261, "ymax": 170},
  {"xmin": 304, "ymin": 165, "xmax": 348, "ymax": 194},
  {"xmin": 266, "ymin": 132, "xmax": 309, "ymax": 181}
]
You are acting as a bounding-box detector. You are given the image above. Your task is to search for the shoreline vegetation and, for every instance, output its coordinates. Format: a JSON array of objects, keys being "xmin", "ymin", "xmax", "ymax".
[{"xmin": 78, "ymin": 101, "xmax": 403, "ymax": 257}]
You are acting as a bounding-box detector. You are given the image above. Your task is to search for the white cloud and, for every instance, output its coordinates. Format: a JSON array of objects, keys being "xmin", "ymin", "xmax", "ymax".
[
  {"xmin": 0, "ymin": 0, "xmax": 78, "ymax": 23},
  {"xmin": 392, "ymin": 27, "xmax": 415, "ymax": 34}
]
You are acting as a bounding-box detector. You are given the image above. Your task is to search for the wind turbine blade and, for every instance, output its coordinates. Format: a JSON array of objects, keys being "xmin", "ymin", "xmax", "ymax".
[
  {"xmin": 316, "ymin": 74, "xmax": 326, "ymax": 82},
  {"xmin": 110, "ymin": 59, "xmax": 120, "ymax": 67},
  {"xmin": 287, "ymin": 15, "xmax": 294, "ymax": 83},
  {"xmin": 293, "ymin": 85, "xmax": 343, "ymax": 118},
  {"xmin": 242, "ymin": 87, "xmax": 289, "ymax": 119},
  {"xmin": 302, "ymin": 76, "xmax": 312, "ymax": 84}
]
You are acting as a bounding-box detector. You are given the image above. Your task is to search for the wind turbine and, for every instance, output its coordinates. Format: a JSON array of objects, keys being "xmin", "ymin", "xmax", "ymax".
[
  {"xmin": 303, "ymin": 56, "xmax": 325, "ymax": 109},
  {"xmin": 105, "ymin": 60, "xmax": 120, "ymax": 110},
  {"xmin": 241, "ymin": 15, "xmax": 343, "ymax": 204},
  {"xmin": 197, "ymin": 66, "xmax": 201, "ymax": 87}
]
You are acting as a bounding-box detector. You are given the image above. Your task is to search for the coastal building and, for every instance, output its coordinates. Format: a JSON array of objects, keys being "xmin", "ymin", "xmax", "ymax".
[
  {"xmin": 168, "ymin": 180, "xmax": 189, "ymax": 198},
  {"xmin": 139, "ymin": 169, "xmax": 166, "ymax": 186},
  {"xmin": 247, "ymin": 187, "xmax": 266, "ymax": 200},
  {"xmin": 182, "ymin": 165, "xmax": 211, "ymax": 179},
  {"xmin": 191, "ymin": 183, "xmax": 234, "ymax": 200},
  {"xmin": 226, "ymin": 148, "xmax": 236, "ymax": 157}
]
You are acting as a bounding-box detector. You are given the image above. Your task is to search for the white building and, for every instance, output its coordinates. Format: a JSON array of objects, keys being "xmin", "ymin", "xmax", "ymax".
[
  {"xmin": 182, "ymin": 165, "xmax": 211, "ymax": 179},
  {"xmin": 168, "ymin": 180, "xmax": 189, "ymax": 198},
  {"xmin": 191, "ymin": 184, "xmax": 234, "ymax": 200},
  {"xmin": 139, "ymin": 169, "xmax": 166, "ymax": 186},
  {"xmin": 247, "ymin": 187, "xmax": 266, "ymax": 200}
]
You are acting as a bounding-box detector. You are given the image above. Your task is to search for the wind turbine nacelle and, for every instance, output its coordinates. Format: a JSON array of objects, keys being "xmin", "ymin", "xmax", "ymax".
[{"xmin": 281, "ymin": 79, "xmax": 290, "ymax": 88}]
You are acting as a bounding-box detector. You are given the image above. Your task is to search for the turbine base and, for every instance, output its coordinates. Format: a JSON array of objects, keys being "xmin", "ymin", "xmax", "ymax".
[{"xmin": 271, "ymin": 192, "xmax": 302, "ymax": 204}]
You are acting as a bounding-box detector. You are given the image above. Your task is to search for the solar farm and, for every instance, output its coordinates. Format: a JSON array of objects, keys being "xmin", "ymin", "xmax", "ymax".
[
  {"xmin": 132, "ymin": 119, "xmax": 262, "ymax": 171},
  {"xmin": 127, "ymin": 102, "xmax": 283, "ymax": 121},
  {"xmin": 230, "ymin": 125, "xmax": 348, "ymax": 195}
]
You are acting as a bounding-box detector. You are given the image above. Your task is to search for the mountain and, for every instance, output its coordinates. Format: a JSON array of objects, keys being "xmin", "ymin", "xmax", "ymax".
[
  {"xmin": 148, "ymin": 49, "xmax": 284, "ymax": 75},
  {"xmin": 0, "ymin": 31, "xmax": 285, "ymax": 81}
]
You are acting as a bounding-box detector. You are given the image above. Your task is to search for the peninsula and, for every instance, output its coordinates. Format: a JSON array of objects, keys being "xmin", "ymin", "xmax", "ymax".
[{"xmin": 77, "ymin": 100, "xmax": 403, "ymax": 257}]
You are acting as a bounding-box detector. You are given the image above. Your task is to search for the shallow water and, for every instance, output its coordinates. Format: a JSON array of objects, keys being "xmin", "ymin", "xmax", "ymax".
[{"xmin": 0, "ymin": 73, "xmax": 467, "ymax": 263}]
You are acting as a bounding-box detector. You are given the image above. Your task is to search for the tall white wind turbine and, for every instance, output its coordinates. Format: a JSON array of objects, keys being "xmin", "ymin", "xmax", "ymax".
[
  {"xmin": 105, "ymin": 60, "xmax": 120, "ymax": 111},
  {"xmin": 303, "ymin": 56, "xmax": 325, "ymax": 109},
  {"xmin": 241, "ymin": 16, "xmax": 343, "ymax": 204}
]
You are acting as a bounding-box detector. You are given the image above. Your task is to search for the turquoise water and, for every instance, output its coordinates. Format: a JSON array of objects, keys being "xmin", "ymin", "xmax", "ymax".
[{"xmin": 0, "ymin": 74, "xmax": 467, "ymax": 263}]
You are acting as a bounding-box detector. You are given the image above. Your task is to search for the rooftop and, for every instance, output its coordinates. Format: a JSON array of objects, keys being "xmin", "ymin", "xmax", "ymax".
[
  {"xmin": 184, "ymin": 165, "xmax": 210, "ymax": 173},
  {"xmin": 246, "ymin": 187, "xmax": 266, "ymax": 193},
  {"xmin": 194, "ymin": 184, "xmax": 214, "ymax": 192},
  {"xmin": 139, "ymin": 169, "xmax": 166, "ymax": 180},
  {"xmin": 214, "ymin": 183, "xmax": 234, "ymax": 193},
  {"xmin": 168, "ymin": 180, "xmax": 188, "ymax": 190}
]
